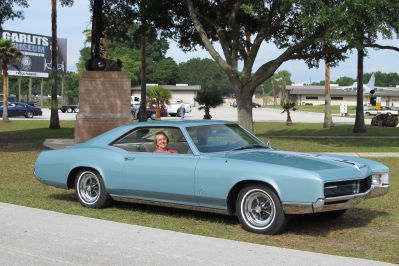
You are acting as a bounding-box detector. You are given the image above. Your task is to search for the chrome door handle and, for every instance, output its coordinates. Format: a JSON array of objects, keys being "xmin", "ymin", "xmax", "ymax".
[{"xmin": 124, "ymin": 156, "xmax": 135, "ymax": 161}]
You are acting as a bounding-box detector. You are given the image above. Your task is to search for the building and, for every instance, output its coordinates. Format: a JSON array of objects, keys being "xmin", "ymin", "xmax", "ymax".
[
  {"xmin": 131, "ymin": 84, "xmax": 201, "ymax": 106},
  {"xmin": 286, "ymin": 85, "xmax": 399, "ymax": 107}
]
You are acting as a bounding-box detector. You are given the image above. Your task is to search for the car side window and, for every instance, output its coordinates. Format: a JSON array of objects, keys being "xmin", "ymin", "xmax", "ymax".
[{"xmin": 112, "ymin": 127, "xmax": 192, "ymax": 154}]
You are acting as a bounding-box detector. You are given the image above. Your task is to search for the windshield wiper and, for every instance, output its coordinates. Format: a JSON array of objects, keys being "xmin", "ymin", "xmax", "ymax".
[{"xmin": 231, "ymin": 144, "xmax": 268, "ymax": 151}]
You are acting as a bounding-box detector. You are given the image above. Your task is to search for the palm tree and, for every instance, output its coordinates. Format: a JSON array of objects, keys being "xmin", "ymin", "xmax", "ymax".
[
  {"xmin": 280, "ymin": 100, "xmax": 296, "ymax": 126},
  {"xmin": 194, "ymin": 89, "xmax": 224, "ymax": 120},
  {"xmin": 50, "ymin": 0, "xmax": 74, "ymax": 129},
  {"xmin": 147, "ymin": 85, "xmax": 171, "ymax": 119},
  {"xmin": 0, "ymin": 39, "xmax": 22, "ymax": 122}
]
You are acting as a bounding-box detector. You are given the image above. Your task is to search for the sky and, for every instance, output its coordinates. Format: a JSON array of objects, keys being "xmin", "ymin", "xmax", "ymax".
[{"xmin": 4, "ymin": 0, "xmax": 399, "ymax": 84}]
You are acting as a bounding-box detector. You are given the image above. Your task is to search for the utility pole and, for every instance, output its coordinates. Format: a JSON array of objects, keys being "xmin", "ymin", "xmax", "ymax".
[
  {"xmin": 18, "ymin": 77, "xmax": 21, "ymax": 101},
  {"xmin": 40, "ymin": 78, "xmax": 44, "ymax": 107},
  {"xmin": 28, "ymin": 77, "xmax": 32, "ymax": 102}
]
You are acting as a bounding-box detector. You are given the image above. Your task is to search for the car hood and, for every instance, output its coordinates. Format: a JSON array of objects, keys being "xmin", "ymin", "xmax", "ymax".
[{"xmin": 224, "ymin": 149, "xmax": 372, "ymax": 181}]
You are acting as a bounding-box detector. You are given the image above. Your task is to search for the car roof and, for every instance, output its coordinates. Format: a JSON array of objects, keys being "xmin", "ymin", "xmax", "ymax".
[
  {"xmin": 80, "ymin": 120, "xmax": 236, "ymax": 147},
  {"xmin": 131, "ymin": 119, "xmax": 234, "ymax": 127}
]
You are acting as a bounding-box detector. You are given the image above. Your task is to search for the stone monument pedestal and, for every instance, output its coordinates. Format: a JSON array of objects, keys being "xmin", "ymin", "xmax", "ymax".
[{"xmin": 75, "ymin": 71, "xmax": 133, "ymax": 143}]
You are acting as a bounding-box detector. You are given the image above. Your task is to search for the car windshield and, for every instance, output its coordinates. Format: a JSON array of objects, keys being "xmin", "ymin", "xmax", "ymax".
[{"xmin": 186, "ymin": 123, "xmax": 267, "ymax": 153}]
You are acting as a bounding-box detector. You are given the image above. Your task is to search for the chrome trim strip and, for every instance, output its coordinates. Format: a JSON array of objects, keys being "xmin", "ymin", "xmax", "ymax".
[
  {"xmin": 324, "ymin": 187, "xmax": 374, "ymax": 203},
  {"xmin": 282, "ymin": 203, "xmax": 313, "ymax": 214},
  {"xmin": 283, "ymin": 185, "xmax": 389, "ymax": 215},
  {"xmin": 110, "ymin": 194, "xmax": 230, "ymax": 215}
]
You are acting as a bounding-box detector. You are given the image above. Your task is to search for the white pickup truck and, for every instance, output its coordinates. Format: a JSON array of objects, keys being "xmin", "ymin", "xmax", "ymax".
[
  {"xmin": 166, "ymin": 101, "xmax": 191, "ymax": 117},
  {"xmin": 364, "ymin": 106, "xmax": 398, "ymax": 116}
]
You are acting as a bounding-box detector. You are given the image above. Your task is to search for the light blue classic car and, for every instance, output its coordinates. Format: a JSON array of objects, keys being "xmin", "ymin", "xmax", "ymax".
[{"xmin": 34, "ymin": 120, "xmax": 389, "ymax": 234}]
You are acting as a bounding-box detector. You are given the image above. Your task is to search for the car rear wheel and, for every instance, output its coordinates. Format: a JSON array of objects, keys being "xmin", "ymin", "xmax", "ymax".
[
  {"xmin": 74, "ymin": 108, "xmax": 79, "ymax": 113},
  {"xmin": 67, "ymin": 107, "xmax": 73, "ymax": 113},
  {"xmin": 236, "ymin": 184, "xmax": 287, "ymax": 234},
  {"xmin": 75, "ymin": 170, "xmax": 112, "ymax": 208},
  {"xmin": 25, "ymin": 111, "xmax": 34, "ymax": 118}
]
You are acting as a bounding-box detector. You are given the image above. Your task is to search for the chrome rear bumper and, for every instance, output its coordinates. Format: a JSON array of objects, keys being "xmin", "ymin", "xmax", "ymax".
[{"xmin": 282, "ymin": 185, "xmax": 389, "ymax": 214}]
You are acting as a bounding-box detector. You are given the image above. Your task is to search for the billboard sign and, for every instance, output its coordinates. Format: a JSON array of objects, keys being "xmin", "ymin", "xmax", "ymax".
[{"xmin": 1, "ymin": 29, "xmax": 67, "ymax": 78}]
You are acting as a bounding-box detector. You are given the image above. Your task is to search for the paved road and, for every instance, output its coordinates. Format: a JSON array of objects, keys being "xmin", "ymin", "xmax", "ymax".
[
  {"xmin": 12, "ymin": 107, "xmax": 373, "ymax": 124},
  {"xmin": 0, "ymin": 203, "xmax": 393, "ymax": 266}
]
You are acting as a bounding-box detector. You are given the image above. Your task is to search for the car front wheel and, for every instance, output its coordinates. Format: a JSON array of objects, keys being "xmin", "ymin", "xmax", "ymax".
[
  {"xmin": 25, "ymin": 111, "xmax": 34, "ymax": 118},
  {"xmin": 75, "ymin": 170, "xmax": 112, "ymax": 208},
  {"xmin": 236, "ymin": 184, "xmax": 287, "ymax": 234}
]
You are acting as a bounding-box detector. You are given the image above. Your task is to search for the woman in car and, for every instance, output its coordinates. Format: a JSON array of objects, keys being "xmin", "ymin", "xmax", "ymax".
[{"xmin": 154, "ymin": 131, "xmax": 177, "ymax": 154}]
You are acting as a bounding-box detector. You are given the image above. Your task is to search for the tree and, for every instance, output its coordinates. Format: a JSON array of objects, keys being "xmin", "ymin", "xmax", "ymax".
[
  {"xmin": 64, "ymin": 71, "xmax": 79, "ymax": 103},
  {"xmin": 179, "ymin": 58, "xmax": 231, "ymax": 96},
  {"xmin": 333, "ymin": 0, "xmax": 399, "ymax": 133},
  {"xmin": 0, "ymin": 39, "xmax": 22, "ymax": 121},
  {"xmin": 0, "ymin": 0, "xmax": 28, "ymax": 30},
  {"xmin": 280, "ymin": 100, "xmax": 296, "ymax": 126},
  {"xmin": 335, "ymin": 76, "xmax": 355, "ymax": 86},
  {"xmin": 175, "ymin": 0, "xmax": 346, "ymax": 132},
  {"xmin": 258, "ymin": 70, "xmax": 292, "ymax": 100},
  {"xmin": 147, "ymin": 57, "xmax": 179, "ymax": 84},
  {"xmin": 323, "ymin": 61, "xmax": 333, "ymax": 128},
  {"xmin": 50, "ymin": 0, "xmax": 73, "ymax": 129},
  {"xmin": 194, "ymin": 89, "xmax": 224, "ymax": 120},
  {"xmin": 104, "ymin": 1, "xmax": 174, "ymax": 122},
  {"xmin": 147, "ymin": 85, "xmax": 171, "ymax": 119}
]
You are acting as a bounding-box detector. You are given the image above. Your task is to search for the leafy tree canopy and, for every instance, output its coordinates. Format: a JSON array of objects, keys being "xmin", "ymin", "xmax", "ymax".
[
  {"xmin": 178, "ymin": 58, "xmax": 231, "ymax": 95},
  {"xmin": 258, "ymin": 70, "xmax": 292, "ymax": 96},
  {"xmin": 0, "ymin": 0, "xmax": 28, "ymax": 30},
  {"xmin": 147, "ymin": 57, "xmax": 179, "ymax": 85},
  {"xmin": 171, "ymin": 0, "xmax": 355, "ymax": 131}
]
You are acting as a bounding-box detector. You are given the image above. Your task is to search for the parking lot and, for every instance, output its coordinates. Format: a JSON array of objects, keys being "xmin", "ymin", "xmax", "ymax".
[{"xmin": 10, "ymin": 106, "xmax": 371, "ymax": 124}]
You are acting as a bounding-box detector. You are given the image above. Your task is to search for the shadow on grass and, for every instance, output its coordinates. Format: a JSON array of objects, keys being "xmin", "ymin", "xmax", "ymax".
[
  {"xmin": 113, "ymin": 201, "xmax": 239, "ymax": 225},
  {"xmin": 48, "ymin": 192, "xmax": 388, "ymax": 235},
  {"xmin": 48, "ymin": 192, "xmax": 239, "ymax": 225},
  {"xmin": 49, "ymin": 192, "xmax": 76, "ymax": 203},
  {"xmin": 0, "ymin": 127, "xmax": 74, "ymax": 152},
  {"xmin": 286, "ymin": 208, "xmax": 389, "ymax": 236}
]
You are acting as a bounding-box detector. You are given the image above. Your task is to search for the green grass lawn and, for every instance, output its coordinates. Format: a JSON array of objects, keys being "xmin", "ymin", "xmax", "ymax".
[
  {"xmin": 254, "ymin": 122, "xmax": 399, "ymax": 152},
  {"xmin": 263, "ymin": 104, "xmax": 357, "ymax": 114},
  {"xmin": 0, "ymin": 120, "xmax": 398, "ymax": 263}
]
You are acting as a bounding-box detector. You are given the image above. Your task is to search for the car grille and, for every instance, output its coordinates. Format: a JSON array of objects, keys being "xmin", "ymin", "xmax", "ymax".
[{"xmin": 324, "ymin": 176, "xmax": 372, "ymax": 198}]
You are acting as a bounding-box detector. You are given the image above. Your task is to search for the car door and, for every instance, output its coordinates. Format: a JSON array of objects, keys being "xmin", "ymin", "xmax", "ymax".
[
  {"xmin": 111, "ymin": 126, "xmax": 200, "ymax": 206},
  {"xmin": 7, "ymin": 103, "xmax": 17, "ymax": 117},
  {"xmin": 15, "ymin": 103, "xmax": 26, "ymax": 116}
]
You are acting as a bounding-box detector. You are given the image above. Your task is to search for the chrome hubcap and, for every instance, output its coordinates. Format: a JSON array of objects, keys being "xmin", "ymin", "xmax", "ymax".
[
  {"xmin": 78, "ymin": 172, "xmax": 100, "ymax": 204},
  {"xmin": 242, "ymin": 190, "xmax": 275, "ymax": 229}
]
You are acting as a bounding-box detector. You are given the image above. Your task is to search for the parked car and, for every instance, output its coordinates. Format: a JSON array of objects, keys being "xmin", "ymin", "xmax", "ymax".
[
  {"xmin": 252, "ymin": 102, "xmax": 262, "ymax": 108},
  {"xmin": 371, "ymin": 113, "xmax": 399, "ymax": 127},
  {"xmin": 364, "ymin": 106, "xmax": 398, "ymax": 116},
  {"xmin": 231, "ymin": 101, "xmax": 262, "ymax": 108},
  {"xmin": 60, "ymin": 104, "xmax": 79, "ymax": 113},
  {"xmin": 34, "ymin": 120, "xmax": 389, "ymax": 234},
  {"xmin": 131, "ymin": 104, "xmax": 167, "ymax": 120},
  {"xmin": 0, "ymin": 102, "xmax": 42, "ymax": 118},
  {"xmin": 166, "ymin": 101, "xmax": 191, "ymax": 117}
]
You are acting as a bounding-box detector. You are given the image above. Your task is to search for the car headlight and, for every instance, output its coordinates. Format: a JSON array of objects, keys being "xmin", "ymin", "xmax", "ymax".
[{"xmin": 372, "ymin": 172, "xmax": 389, "ymax": 186}]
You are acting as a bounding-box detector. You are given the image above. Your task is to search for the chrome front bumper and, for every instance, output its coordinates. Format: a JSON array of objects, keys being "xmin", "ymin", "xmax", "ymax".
[{"xmin": 282, "ymin": 185, "xmax": 389, "ymax": 214}]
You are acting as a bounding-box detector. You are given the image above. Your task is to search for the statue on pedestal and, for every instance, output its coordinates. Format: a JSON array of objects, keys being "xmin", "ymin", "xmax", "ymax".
[{"xmin": 85, "ymin": 0, "xmax": 122, "ymax": 71}]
